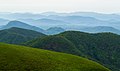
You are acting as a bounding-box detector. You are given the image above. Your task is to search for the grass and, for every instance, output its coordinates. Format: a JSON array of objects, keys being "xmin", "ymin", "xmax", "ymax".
[{"xmin": 0, "ymin": 43, "xmax": 110, "ymax": 71}]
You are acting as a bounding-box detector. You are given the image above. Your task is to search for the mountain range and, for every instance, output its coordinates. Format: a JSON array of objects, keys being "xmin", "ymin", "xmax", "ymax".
[
  {"xmin": 1, "ymin": 12, "xmax": 120, "ymax": 30},
  {"xmin": 1, "ymin": 20, "xmax": 45, "ymax": 33},
  {"xmin": 0, "ymin": 12, "xmax": 120, "ymax": 71},
  {"xmin": 1, "ymin": 20, "xmax": 120, "ymax": 35},
  {"xmin": 40, "ymin": 12, "xmax": 120, "ymax": 21},
  {"xmin": 78, "ymin": 26, "xmax": 120, "ymax": 34},
  {"xmin": 0, "ymin": 21, "xmax": 66, "ymax": 35},
  {"xmin": 0, "ymin": 25, "xmax": 119, "ymax": 71}
]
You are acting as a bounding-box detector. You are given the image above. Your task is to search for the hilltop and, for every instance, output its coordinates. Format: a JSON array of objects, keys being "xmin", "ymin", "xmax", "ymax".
[
  {"xmin": 0, "ymin": 27, "xmax": 45, "ymax": 44},
  {"xmin": 25, "ymin": 35, "xmax": 81, "ymax": 55}
]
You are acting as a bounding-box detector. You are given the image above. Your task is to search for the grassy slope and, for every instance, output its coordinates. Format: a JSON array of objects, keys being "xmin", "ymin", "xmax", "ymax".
[{"xmin": 0, "ymin": 43, "xmax": 110, "ymax": 71}]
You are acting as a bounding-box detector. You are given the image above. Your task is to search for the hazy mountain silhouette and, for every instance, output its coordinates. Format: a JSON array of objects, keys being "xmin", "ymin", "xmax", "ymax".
[
  {"xmin": 1, "ymin": 20, "xmax": 45, "ymax": 33},
  {"xmin": 46, "ymin": 27, "xmax": 65, "ymax": 35},
  {"xmin": 79, "ymin": 26, "xmax": 120, "ymax": 35}
]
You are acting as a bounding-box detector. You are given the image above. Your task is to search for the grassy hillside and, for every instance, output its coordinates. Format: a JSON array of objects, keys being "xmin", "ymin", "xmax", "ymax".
[
  {"xmin": 0, "ymin": 27, "xmax": 45, "ymax": 44},
  {"xmin": 0, "ymin": 43, "xmax": 110, "ymax": 71},
  {"xmin": 25, "ymin": 31, "xmax": 120, "ymax": 71}
]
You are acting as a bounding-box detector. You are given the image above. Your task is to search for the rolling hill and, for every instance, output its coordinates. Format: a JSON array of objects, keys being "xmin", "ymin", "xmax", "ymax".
[
  {"xmin": 0, "ymin": 27, "xmax": 45, "ymax": 44},
  {"xmin": 25, "ymin": 35, "xmax": 81, "ymax": 55},
  {"xmin": 0, "ymin": 43, "xmax": 110, "ymax": 71},
  {"xmin": 25, "ymin": 31, "xmax": 120, "ymax": 71}
]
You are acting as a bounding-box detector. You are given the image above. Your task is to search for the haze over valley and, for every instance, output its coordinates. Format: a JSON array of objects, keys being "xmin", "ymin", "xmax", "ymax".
[{"xmin": 0, "ymin": 0, "xmax": 120, "ymax": 71}]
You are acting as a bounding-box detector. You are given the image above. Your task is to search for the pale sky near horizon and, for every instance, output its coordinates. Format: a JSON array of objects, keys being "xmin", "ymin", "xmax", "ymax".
[{"xmin": 0, "ymin": 0, "xmax": 120, "ymax": 13}]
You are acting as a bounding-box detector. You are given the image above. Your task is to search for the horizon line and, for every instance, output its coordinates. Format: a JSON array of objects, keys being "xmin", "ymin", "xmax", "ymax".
[{"xmin": 0, "ymin": 11, "xmax": 119, "ymax": 14}]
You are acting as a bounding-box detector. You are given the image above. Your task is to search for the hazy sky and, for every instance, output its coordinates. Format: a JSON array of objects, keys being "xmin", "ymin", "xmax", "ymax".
[{"xmin": 0, "ymin": 0, "xmax": 120, "ymax": 13}]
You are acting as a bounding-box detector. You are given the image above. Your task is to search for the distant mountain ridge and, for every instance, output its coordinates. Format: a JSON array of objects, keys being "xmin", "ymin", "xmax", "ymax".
[
  {"xmin": 1, "ymin": 20, "xmax": 120, "ymax": 35},
  {"xmin": 1, "ymin": 20, "xmax": 45, "ymax": 33},
  {"xmin": 36, "ymin": 18, "xmax": 69, "ymax": 25},
  {"xmin": 79, "ymin": 26, "xmax": 120, "ymax": 35},
  {"xmin": 1, "ymin": 12, "xmax": 120, "ymax": 30},
  {"xmin": 0, "ymin": 20, "xmax": 66, "ymax": 35},
  {"xmin": 46, "ymin": 27, "xmax": 65, "ymax": 35},
  {"xmin": 44, "ymin": 15, "xmax": 108, "ymax": 25},
  {"xmin": 40, "ymin": 12, "xmax": 120, "ymax": 21},
  {"xmin": 0, "ymin": 18, "xmax": 9, "ymax": 25}
]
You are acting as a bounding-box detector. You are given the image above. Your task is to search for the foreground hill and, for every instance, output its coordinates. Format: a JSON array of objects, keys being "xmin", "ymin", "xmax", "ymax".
[
  {"xmin": 0, "ymin": 43, "xmax": 109, "ymax": 71},
  {"xmin": 0, "ymin": 27, "xmax": 45, "ymax": 44},
  {"xmin": 25, "ymin": 31, "xmax": 120, "ymax": 71}
]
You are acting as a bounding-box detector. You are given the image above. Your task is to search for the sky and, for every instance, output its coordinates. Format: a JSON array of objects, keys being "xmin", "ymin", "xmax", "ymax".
[{"xmin": 0, "ymin": 0, "xmax": 120, "ymax": 13}]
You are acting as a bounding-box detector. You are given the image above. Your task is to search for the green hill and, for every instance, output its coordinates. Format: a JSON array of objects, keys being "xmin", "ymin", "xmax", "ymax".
[
  {"xmin": 25, "ymin": 35, "xmax": 81, "ymax": 55},
  {"xmin": 59, "ymin": 31, "xmax": 120, "ymax": 71},
  {"xmin": 25, "ymin": 31, "xmax": 120, "ymax": 71},
  {"xmin": 0, "ymin": 27, "xmax": 46, "ymax": 44},
  {"xmin": 0, "ymin": 43, "xmax": 109, "ymax": 71}
]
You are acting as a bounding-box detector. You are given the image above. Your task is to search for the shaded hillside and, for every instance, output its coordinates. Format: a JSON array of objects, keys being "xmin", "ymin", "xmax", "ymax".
[
  {"xmin": 25, "ymin": 31, "xmax": 120, "ymax": 71},
  {"xmin": 0, "ymin": 43, "xmax": 110, "ymax": 71},
  {"xmin": 0, "ymin": 27, "xmax": 45, "ymax": 44},
  {"xmin": 60, "ymin": 31, "xmax": 120, "ymax": 71},
  {"xmin": 25, "ymin": 35, "xmax": 81, "ymax": 55}
]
